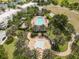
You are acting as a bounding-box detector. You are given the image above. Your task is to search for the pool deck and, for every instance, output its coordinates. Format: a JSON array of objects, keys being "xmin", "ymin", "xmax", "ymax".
[
  {"xmin": 27, "ymin": 32, "xmax": 51, "ymax": 59},
  {"xmin": 28, "ymin": 16, "xmax": 50, "ymax": 59},
  {"xmin": 27, "ymin": 32, "xmax": 51, "ymax": 50}
]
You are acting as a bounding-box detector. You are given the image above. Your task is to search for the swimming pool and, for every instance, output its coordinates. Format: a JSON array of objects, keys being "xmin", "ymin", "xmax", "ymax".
[
  {"xmin": 35, "ymin": 16, "xmax": 44, "ymax": 25},
  {"xmin": 35, "ymin": 40, "xmax": 45, "ymax": 49}
]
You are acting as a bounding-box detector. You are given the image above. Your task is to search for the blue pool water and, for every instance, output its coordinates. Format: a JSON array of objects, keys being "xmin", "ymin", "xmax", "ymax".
[
  {"xmin": 35, "ymin": 16, "xmax": 44, "ymax": 25},
  {"xmin": 35, "ymin": 40, "xmax": 45, "ymax": 49}
]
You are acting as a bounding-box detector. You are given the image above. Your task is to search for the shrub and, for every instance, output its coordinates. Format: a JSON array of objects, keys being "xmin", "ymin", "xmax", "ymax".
[
  {"xmin": 51, "ymin": 0, "xmax": 58, "ymax": 5},
  {"xmin": 61, "ymin": 0, "xmax": 69, "ymax": 7},
  {"xmin": 69, "ymin": 3, "xmax": 79, "ymax": 11},
  {"xmin": 5, "ymin": 36, "xmax": 14, "ymax": 45}
]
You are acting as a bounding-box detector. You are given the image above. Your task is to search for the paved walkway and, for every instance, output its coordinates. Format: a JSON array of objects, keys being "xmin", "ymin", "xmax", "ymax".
[
  {"xmin": 27, "ymin": 32, "xmax": 76, "ymax": 56},
  {"xmin": 43, "ymin": 5, "xmax": 78, "ymax": 56},
  {"xmin": 52, "ymin": 34, "xmax": 75, "ymax": 56},
  {"xmin": 27, "ymin": 5, "xmax": 77, "ymax": 56},
  {"xmin": 1, "ymin": 2, "xmax": 77, "ymax": 57}
]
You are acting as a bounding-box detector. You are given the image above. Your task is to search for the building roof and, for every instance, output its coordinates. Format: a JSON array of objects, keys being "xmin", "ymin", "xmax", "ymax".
[{"xmin": 0, "ymin": 9, "xmax": 18, "ymax": 23}]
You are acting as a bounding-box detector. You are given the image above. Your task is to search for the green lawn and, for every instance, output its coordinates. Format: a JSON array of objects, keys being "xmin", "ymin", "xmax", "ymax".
[
  {"xmin": 47, "ymin": 29, "xmax": 55, "ymax": 39},
  {"xmin": 47, "ymin": 29, "xmax": 68, "ymax": 52},
  {"xmin": 57, "ymin": 0, "xmax": 63, "ymax": 5},
  {"xmin": 3, "ymin": 39, "xmax": 17, "ymax": 59},
  {"xmin": 59, "ymin": 43, "xmax": 68, "ymax": 52}
]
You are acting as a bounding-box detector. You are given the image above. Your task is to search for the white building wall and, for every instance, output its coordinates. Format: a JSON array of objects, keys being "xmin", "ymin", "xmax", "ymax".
[{"xmin": 0, "ymin": 31, "xmax": 7, "ymax": 45}]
